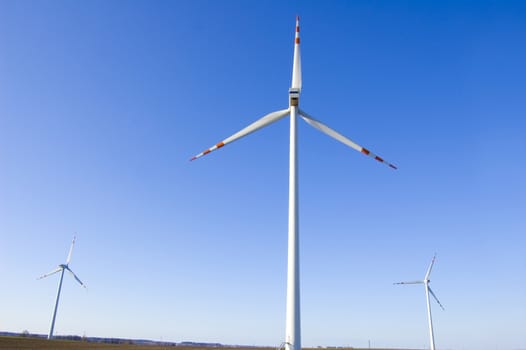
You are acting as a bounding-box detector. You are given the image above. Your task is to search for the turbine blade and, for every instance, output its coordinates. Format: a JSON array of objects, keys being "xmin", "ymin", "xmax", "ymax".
[
  {"xmin": 394, "ymin": 280, "xmax": 424, "ymax": 285},
  {"xmin": 66, "ymin": 267, "xmax": 86, "ymax": 288},
  {"xmin": 190, "ymin": 108, "xmax": 290, "ymax": 161},
  {"xmin": 425, "ymin": 254, "xmax": 436, "ymax": 280},
  {"xmin": 428, "ymin": 286, "xmax": 445, "ymax": 310},
  {"xmin": 66, "ymin": 236, "xmax": 76, "ymax": 265},
  {"xmin": 291, "ymin": 16, "xmax": 302, "ymax": 90},
  {"xmin": 38, "ymin": 267, "xmax": 62, "ymax": 280},
  {"xmin": 299, "ymin": 109, "xmax": 397, "ymax": 170}
]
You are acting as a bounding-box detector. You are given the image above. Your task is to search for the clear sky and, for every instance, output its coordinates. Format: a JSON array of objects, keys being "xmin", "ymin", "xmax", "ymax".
[{"xmin": 1, "ymin": 1, "xmax": 525, "ymax": 349}]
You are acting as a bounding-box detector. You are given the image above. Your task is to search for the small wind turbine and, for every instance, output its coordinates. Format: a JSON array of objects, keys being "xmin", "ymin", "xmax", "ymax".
[
  {"xmin": 191, "ymin": 17, "xmax": 397, "ymax": 350},
  {"xmin": 38, "ymin": 236, "xmax": 86, "ymax": 339},
  {"xmin": 394, "ymin": 255, "xmax": 444, "ymax": 350}
]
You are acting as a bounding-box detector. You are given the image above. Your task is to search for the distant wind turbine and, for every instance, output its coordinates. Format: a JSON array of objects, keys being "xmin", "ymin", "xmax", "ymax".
[
  {"xmin": 38, "ymin": 236, "xmax": 86, "ymax": 340},
  {"xmin": 394, "ymin": 255, "xmax": 444, "ymax": 350},
  {"xmin": 191, "ymin": 17, "xmax": 397, "ymax": 350}
]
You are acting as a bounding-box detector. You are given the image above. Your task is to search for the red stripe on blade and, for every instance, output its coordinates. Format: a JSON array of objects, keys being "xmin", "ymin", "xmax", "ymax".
[
  {"xmin": 375, "ymin": 156, "xmax": 384, "ymax": 162},
  {"xmin": 361, "ymin": 148, "xmax": 370, "ymax": 155},
  {"xmin": 203, "ymin": 149, "xmax": 211, "ymax": 155},
  {"xmin": 216, "ymin": 142, "xmax": 225, "ymax": 148},
  {"xmin": 295, "ymin": 37, "xmax": 300, "ymax": 44}
]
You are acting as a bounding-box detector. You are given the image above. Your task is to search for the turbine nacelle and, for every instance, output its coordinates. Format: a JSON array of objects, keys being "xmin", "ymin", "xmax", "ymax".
[{"xmin": 289, "ymin": 88, "xmax": 300, "ymax": 107}]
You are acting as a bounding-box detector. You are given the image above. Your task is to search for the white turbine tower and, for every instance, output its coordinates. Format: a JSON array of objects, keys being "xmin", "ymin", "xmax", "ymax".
[
  {"xmin": 394, "ymin": 255, "xmax": 444, "ymax": 350},
  {"xmin": 191, "ymin": 17, "xmax": 397, "ymax": 350},
  {"xmin": 38, "ymin": 236, "xmax": 86, "ymax": 339}
]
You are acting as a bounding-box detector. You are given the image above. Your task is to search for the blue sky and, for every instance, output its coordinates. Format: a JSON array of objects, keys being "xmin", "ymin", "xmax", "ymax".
[{"xmin": 1, "ymin": 1, "xmax": 525, "ymax": 349}]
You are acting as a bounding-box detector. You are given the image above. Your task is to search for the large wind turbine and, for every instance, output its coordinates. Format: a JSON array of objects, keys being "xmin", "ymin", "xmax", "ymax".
[
  {"xmin": 38, "ymin": 236, "xmax": 86, "ymax": 340},
  {"xmin": 394, "ymin": 255, "xmax": 444, "ymax": 350},
  {"xmin": 191, "ymin": 17, "xmax": 397, "ymax": 350}
]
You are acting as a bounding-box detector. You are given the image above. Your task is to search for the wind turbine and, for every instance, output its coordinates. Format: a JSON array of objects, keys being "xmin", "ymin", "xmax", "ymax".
[
  {"xmin": 394, "ymin": 255, "xmax": 444, "ymax": 350},
  {"xmin": 38, "ymin": 236, "xmax": 86, "ymax": 339},
  {"xmin": 191, "ymin": 17, "xmax": 397, "ymax": 350}
]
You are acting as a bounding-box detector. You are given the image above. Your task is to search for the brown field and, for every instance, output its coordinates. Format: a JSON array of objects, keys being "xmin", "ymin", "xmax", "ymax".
[
  {"xmin": 0, "ymin": 337, "xmax": 235, "ymax": 350},
  {"xmin": 0, "ymin": 336, "xmax": 406, "ymax": 350}
]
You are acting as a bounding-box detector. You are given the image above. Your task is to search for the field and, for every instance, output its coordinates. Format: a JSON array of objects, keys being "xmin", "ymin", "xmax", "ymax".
[
  {"xmin": 0, "ymin": 337, "xmax": 234, "ymax": 350},
  {"xmin": 0, "ymin": 337, "xmax": 406, "ymax": 350}
]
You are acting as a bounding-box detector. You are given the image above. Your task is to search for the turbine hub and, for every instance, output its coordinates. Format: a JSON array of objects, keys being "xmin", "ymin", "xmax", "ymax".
[{"xmin": 289, "ymin": 88, "xmax": 300, "ymax": 107}]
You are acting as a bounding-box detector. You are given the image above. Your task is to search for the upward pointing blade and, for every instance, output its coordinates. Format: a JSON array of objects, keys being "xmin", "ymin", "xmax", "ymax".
[
  {"xmin": 428, "ymin": 286, "xmax": 445, "ymax": 310},
  {"xmin": 425, "ymin": 254, "xmax": 436, "ymax": 280},
  {"xmin": 66, "ymin": 236, "xmax": 76, "ymax": 265},
  {"xmin": 298, "ymin": 109, "xmax": 397, "ymax": 169},
  {"xmin": 38, "ymin": 267, "xmax": 63, "ymax": 280},
  {"xmin": 190, "ymin": 108, "xmax": 290, "ymax": 161},
  {"xmin": 65, "ymin": 267, "xmax": 86, "ymax": 288},
  {"xmin": 291, "ymin": 16, "xmax": 302, "ymax": 90}
]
